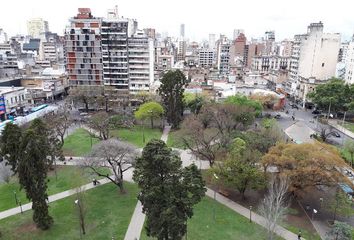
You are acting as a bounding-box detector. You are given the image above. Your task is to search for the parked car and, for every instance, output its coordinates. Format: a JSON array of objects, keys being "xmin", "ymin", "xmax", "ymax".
[
  {"xmin": 332, "ymin": 132, "xmax": 341, "ymax": 138},
  {"xmin": 290, "ymin": 104, "xmax": 299, "ymax": 109},
  {"xmin": 312, "ymin": 109, "xmax": 322, "ymax": 114},
  {"xmin": 274, "ymin": 114, "xmax": 281, "ymax": 119}
]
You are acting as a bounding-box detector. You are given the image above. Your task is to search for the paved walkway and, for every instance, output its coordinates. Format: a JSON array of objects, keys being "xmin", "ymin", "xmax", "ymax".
[
  {"xmin": 205, "ymin": 188, "xmax": 300, "ymax": 240},
  {"xmin": 123, "ymin": 125, "xmax": 171, "ymax": 240}
]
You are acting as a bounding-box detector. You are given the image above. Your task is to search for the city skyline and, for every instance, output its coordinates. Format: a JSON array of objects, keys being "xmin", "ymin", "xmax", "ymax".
[{"xmin": 1, "ymin": 0, "xmax": 354, "ymax": 41}]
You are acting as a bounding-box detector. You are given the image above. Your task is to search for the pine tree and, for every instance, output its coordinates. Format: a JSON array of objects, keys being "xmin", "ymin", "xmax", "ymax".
[{"xmin": 133, "ymin": 139, "xmax": 205, "ymax": 240}]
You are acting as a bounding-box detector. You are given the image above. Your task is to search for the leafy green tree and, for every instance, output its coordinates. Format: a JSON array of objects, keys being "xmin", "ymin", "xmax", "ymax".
[
  {"xmin": 212, "ymin": 138, "xmax": 265, "ymax": 199},
  {"xmin": 307, "ymin": 78, "xmax": 354, "ymax": 113},
  {"xmin": 134, "ymin": 101, "xmax": 164, "ymax": 128},
  {"xmin": 0, "ymin": 119, "xmax": 60, "ymax": 230},
  {"xmin": 327, "ymin": 188, "xmax": 354, "ymax": 222},
  {"xmin": 184, "ymin": 93, "xmax": 208, "ymax": 114},
  {"xmin": 158, "ymin": 70, "xmax": 187, "ymax": 128},
  {"xmin": 133, "ymin": 139, "xmax": 206, "ymax": 240},
  {"xmin": 326, "ymin": 221, "xmax": 353, "ymax": 240},
  {"xmin": 224, "ymin": 95, "xmax": 263, "ymax": 117},
  {"xmin": 343, "ymin": 140, "xmax": 354, "ymax": 167}
]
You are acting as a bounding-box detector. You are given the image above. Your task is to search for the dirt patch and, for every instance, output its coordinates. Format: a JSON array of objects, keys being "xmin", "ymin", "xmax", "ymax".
[{"xmin": 16, "ymin": 222, "xmax": 38, "ymax": 234}]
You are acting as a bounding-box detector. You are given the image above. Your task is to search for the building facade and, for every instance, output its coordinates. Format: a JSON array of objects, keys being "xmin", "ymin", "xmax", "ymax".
[{"xmin": 27, "ymin": 18, "xmax": 49, "ymax": 38}]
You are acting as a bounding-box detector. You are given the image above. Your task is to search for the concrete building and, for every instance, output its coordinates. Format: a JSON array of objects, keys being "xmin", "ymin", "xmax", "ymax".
[
  {"xmin": 128, "ymin": 30, "xmax": 154, "ymax": 92},
  {"xmin": 27, "ymin": 18, "xmax": 49, "ymax": 38},
  {"xmin": 230, "ymin": 33, "xmax": 246, "ymax": 67},
  {"xmin": 0, "ymin": 29, "xmax": 8, "ymax": 43},
  {"xmin": 264, "ymin": 31, "xmax": 275, "ymax": 55},
  {"xmin": 277, "ymin": 40, "xmax": 293, "ymax": 57},
  {"xmin": 64, "ymin": 8, "xmax": 103, "ymax": 86},
  {"xmin": 0, "ymin": 86, "xmax": 27, "ymax": 119},
  {"xmin": 288, "ymin": 22, "xmax": 341, "ymax": 102},
  {"xmin": 344, "ymin": 37, "xmax": 354, "ymax": 84},
  {"xmin": 233, "ymin": 29, "xmax": 244, "ymax": 40},
  {"xmin": 180, "ymin": 24, "xmax": 185, "ymax": 38},
  {"xmin": 339, "ymin": 41, "xmax": 349, "ymax": 63},
  {"xmin": 216, "ymin": 37, "xmax": 231, "ymax": 74},
  {"xmin": 177, "ymin": 39, "xmax": 186, "ymax": 62},
  {"xmin": 209, "ymin": 34, "xmax": 216, "ymax": 49},
  {"xmin": 245, "ymin": 42, "xmax": 264, "ymax": 69},
  {"xmin": 252, "ymin": 55, "xmax": 290, "ymax": 73},
  {"xmin": 198, "ymin": 48, "xmax": 214, "ymax": 68}
]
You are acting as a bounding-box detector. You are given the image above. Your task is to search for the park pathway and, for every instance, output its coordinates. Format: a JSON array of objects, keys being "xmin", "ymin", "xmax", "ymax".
[{"xmin": 123, "ymin": 125, "xmax": 171, "ymax": 240}]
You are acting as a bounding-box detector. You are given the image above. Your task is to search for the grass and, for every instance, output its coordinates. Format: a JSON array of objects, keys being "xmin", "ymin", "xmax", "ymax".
[
  {"xmin": 111, "ymin": 125, "xmax": 162, "ymax": 148},
  {"xmin": 140, "ymin": 196, "xmax": 283, "ymax": 240},
  {"xmin": 0, "ymin": 182, "xmax": 139, "ymax": 240},
  {"xmin": 62, "ymin": 128, "xmax": 100, "ymax": 156},
  {"xmin": 0, "ymin": 166, "xmax": 110, "ymax": 212}
]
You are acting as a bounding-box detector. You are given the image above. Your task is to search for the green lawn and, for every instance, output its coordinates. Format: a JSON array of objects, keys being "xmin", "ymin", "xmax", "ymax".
[
  {"xmin": 284, "ymin": 224, "xmax": 321, "ymax": 240},
  {"xmin": 140, "ymin": 196, "xmax": 282, "ymax": 240},
  {"xmin": 0, "ymin": 166, "xmax": 110, "ymax": 212},
  {"xmin": 0, "ymin": 182, "xmax": 138, "ymax": 240},
  {"xmin": 62, "ymin": 128, "xmax": 100, "ymax": 156},
  {"xmin": 111, "ymin": 125, "xmax": 162, "ymax": 148}
]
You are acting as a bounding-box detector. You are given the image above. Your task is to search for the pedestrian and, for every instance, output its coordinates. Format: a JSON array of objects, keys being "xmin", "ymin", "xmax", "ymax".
[
  {"xmin": 298, "ymin": 230, "xmax": 302, "ymax": 240},
  {"xmin": 292, "ymin": 116, "xmax": 295, "ymax": 121}
]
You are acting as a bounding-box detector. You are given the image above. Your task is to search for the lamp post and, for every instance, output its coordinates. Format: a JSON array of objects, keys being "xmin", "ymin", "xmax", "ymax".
[
  {"xmin": 213, "ymin": 173, "xmax": 219, "ymax": 221},
  {"xmin": 75, "ymin": 199, "xmax": 85, "ymax": 238},
  {"xmin": 249, "ymin": 206, "xmax": 252, "ymax": 223},
  {"xmin": 13, "ymin": 190, "xmax": 18, "ymax": 205},
  {"xmin": 18, "ymin": 200, "xmax": 23, "ymax": 214},
  {"xmin": 319, "ymin": 198, "xmax": 323, "ymax": 210},
  {"xmin": 312, "ymin": 208, "xmax": 317, "ymax": 220}
]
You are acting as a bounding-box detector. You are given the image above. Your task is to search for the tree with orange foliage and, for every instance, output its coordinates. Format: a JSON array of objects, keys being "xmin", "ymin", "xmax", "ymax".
[{"xmin": 262, "ymin": 141, "xmax": 348, "ymax": 192}]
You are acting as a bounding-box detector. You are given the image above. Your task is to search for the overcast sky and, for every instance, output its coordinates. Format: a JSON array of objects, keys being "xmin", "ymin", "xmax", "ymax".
[{"xmin": 1, "ymin": 0, "xmax": 354, "ymax": 41}]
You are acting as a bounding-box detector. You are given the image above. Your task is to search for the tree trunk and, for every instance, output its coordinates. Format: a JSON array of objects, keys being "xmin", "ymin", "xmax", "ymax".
[{"xmin": 150, "ymin": 117, "xmax": 154, "ymax": 128}]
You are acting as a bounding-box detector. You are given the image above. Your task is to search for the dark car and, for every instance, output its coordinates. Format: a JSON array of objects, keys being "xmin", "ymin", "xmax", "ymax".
[
  {"xmin": 274, "ymin": 114, "xmax": 281, "ymax": 119},
  {"xmin": 312, "ymin": 109, "xmax": 321, "ymax": 114},
  {"xmin": 332, "ymin": 132, "xmax": 341, "ymax": 138},
  {"xmin": 290, "ymin": 104, "xmax": 299, "ymax": 109}
]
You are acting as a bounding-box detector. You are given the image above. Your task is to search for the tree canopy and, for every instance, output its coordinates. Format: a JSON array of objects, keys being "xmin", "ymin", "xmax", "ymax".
[
  {"xmin": 158, "ymin": 70, "xmax": 187, "ymax": 128},
  {"xmin": 262, "ymin": 142, "xmax": 348, "ymax": 192},
  {"xmin": 134, "ymin": 101, "xmax": 164, "ymax": 128},
  {"xmin": 224, "ymin": 95, "xmax": 263, "ymax": 117},
  {"xmin": 307, "ymin": 78, "xmax": 354, "ymax": 113},
  {"xmin": 133, "ymin": 139, "xmax": 206, "ymax": 240}
]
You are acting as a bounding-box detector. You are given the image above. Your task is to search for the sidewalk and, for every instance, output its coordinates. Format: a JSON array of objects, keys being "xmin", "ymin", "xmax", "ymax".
[
  {"xmin": 328, "ymin": 120, "xmax": 354, "ymax": 139},
  {"xmin": 205, "ymin": 188, "xmax": 301, "ymax": 240}
]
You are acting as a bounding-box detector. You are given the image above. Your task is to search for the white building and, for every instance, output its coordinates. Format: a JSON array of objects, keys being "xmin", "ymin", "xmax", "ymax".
[
  {"xmin": 252, "ymin": 55, "xmax": 290, "ymax": 73},
  {"xmin": 0, "ymin": 29, "xmax": 8, "ymax": 43},
  {"xmin": 27, "ymin": 18, "xmax": 49, "ymax": 38},
  {"xmin": 288, "ymin": 22, "xmax": 341, "ymax": 103},
  {"xmin": 208, "ymin": 34, "xmax": 216, "ymax": 49},
  {"xmin": 198, "ymin": 48, "xmax": 215, "ymax": 68},
  {"xmin": 216, "ymin": 37, "xmax": 231, "ymax": 74},
  {"xmin": 0, "ymin": 87, "xmax": 27, "ymax": 118},
  {"xmin": 233, "ymin": 29, "xmax": 244, "ymax": 40},
  {"xmin": 344, "ymin": 38, "xmax": 354, "ymax": 84}
]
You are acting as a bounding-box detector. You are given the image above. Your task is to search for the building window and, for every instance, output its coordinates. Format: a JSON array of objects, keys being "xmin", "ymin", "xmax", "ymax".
[{"xmin": 322, "ymin": 63, "xmax": 325, "ymax": 67}]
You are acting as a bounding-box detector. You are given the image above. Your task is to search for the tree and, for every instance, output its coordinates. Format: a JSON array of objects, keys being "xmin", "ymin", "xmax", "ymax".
[
  {"xmin": 258, "ymin": 176, "xmax": 289, "ymax": 240},
  {"xmin": 344, "ymin": 139, "xmax": 354, "ymax": 167},
  {"xmin": 69, "ymin": 86, "xmax": 104, "ymax": 112},
  {"xmin": 180, "ymin": 114, "xmax": 221, "ymax": 167},
  {"xmin": 84, "ymin": 139, "xmax": 136, "ymax": 193},
  {"xmin": 134, "ymin": 101, "xmax": 164, "ymax": 128},
  {"xmin": 212, "ymin": 138, "xmax": 265, "ymax": 199},
  {"xmin": 250, "ymin": 93, "xmax": 278, "ymax": 110},
  {"xmin": 326, "ymin": 221, "xmax": 353, "ymax": 240},
  {"xmin": 158, "ymin": 70, "xmax": 187, "ymax": 128},
  {"xmin": 74, "ymin": 175, "xmax": 87, "ymax": 236},
  {"xmin": 88, "ymin": 111, "xmax": 110, "ymax": 140},
  {"xmin": 133, "ymin": 139, "xmax": 206, "ymax": 240},
  {"xmin": 0, "ymin": 119, "xmax": 62, "ymax": 230},
  {"xmin": 44, "ymin": 106, "xmax": 72, "ymax": 147},
  {"xmin": 18, "ymin": 122, "xmax": 54, "ymax": 229},
  {"xmin": 262, "ymin": 142, "xmax": 348, "ymax": 193},
  {"xmin": 327, "ymin": 188, "xmax": 354, "ymax": 222},
  {"xmin": 308, "ymin": 78, "xmax": 354, "ymax": 113},
  {"xmin": 224, "ymin": 95, "xmax": 263, "ymax": 117},
  {"xmin": 184, "ymin": 93, "xmax": 209, "ymax": 114}
]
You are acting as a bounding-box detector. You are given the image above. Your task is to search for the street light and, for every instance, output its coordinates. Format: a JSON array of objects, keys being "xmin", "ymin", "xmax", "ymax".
[
  {"xmin": 18, "ymin": 200, "xmax": 23, "ymax": 214},
  {"xmin": 312, "ymin": 208, "xmax": 317, "ymax": 220},
  {"xmin": 13, "ymin": 190, "xmax": 18, "ymax": 205},
  {"xmin": 213, "ymin": 173, "xmax": 219, "ymax": 221},
  {"xmin": 249, "ymin": 206, "xmax": 252, "ymax": 223}
]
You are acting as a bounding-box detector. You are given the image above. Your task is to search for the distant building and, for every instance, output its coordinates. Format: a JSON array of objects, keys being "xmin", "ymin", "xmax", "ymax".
[
  {"xmin": 64, "ymin": 8, "xmax": 103, "ymax": 86},
  {"xmin": 27, "ymin": 18, "xmax": 49, "ymax": 38},
  {"xmin": 180, "ymin": 24, "xmax": 185, "ymax": 38},
  {"xmin": 288, "ymin": 22, "xmax": 341, "ymax": 103},
  {"xmin": 230, "ymin": 33, "xmax": 247, "ymax": 67},
  {"xmin": 252, "ymin": 55, "xmax": 290, "ymax": 73},
  {"xmin": 344, "ymin": 37, "xmax": 354, "ymax": 84},
  {"xmin": 216, "ymin": 37, "xmax": 231, "ymax": 74},
  {"xmin": 0, "ymin": 86, "xmax": 27, "ymax": 119},
  {"xmin": 233, "ymin": 29, "xmax": 244, "ymax": 40},
  {"xmin": 0, "ymin": 29, "xmax": 8, "ymax": 43},
  {"xmin": 198, "ymin": 48, "xmax": 215, "ymax": 68},
  {"xmin": 209, "ymin": 34, "xmax": 216, "ymax": 49}
]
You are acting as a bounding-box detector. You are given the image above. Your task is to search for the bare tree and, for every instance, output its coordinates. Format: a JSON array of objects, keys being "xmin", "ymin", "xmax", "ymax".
[
  {"xmin": 74, "ymin": 185, "xmax": 86, "ymax": 236},
  {"xmin": 258, "ymin": 176, "xmax": 289, "ymax": 240},
  {"xmin": 83, "ymin": 139, "xmax": 137, "ymax": 193},
  {"xmin": 44, "ymin": 106, "xmax": 72, "ymax": 147},
  {"xmin": 0, "ymin": 161, "xmax": 12, "ymax": 183}
]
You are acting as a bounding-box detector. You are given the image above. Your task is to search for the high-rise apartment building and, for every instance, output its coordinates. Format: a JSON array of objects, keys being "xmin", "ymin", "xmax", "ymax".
[
  {"xmin": 344, "ymin": 37, "xmax": 354, "ymax": 84},
  {"xmin": 289, "ymin": 22, "xmax": 341, "ymax": 102},
  {"xmin": 209, "ymin": 34, "xmax": 216, "ymax": 49},
  {"xmin": 216, "ymin": 37, "xmax": 231, "ymax": 74},
  {"xmin": 198, "ymin": 48, "xmax": 215, "ymax": 68},
  {"xmin": 177, "ymin": 40, "xmax": 186, "ymax": 62},
  {"xmin": 180, "ymin": 24, "xmax": 185, "ymax": 38},
  {"xmin": 27, "ymin": 18, "xmax": 49, "ymax": 38},
  {"xmin": 65, "ymin": 8, "xmax": 103, "ymax": 86},
  {"xmin": 230, "ymin": 33, "xmax": 246, "ymax": 66}
]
